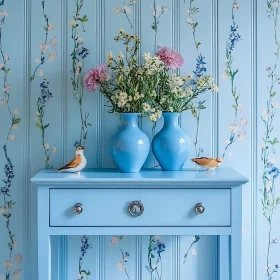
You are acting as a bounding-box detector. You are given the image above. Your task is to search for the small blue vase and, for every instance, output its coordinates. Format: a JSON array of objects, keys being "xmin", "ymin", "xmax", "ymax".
[
  {"xmin": 110, "ymin": 113, "xmax": 150, "ymax": 173},
  {"xmin": 152, "ymin": 112, "xmax": 190, "ymax": 171}
]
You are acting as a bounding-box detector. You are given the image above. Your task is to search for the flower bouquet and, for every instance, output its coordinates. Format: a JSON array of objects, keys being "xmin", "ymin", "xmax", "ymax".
[
  {"xmin": 84, "ymin": 29, "xmax": 163, "ymax": 117},
  {"xmin": 84, "ymin": 29, "xmax": 164, "ymax": 172}
]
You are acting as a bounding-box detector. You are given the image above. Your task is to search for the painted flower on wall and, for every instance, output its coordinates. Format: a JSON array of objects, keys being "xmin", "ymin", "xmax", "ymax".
[
  {"xmin": 114, "ymin": 0, "xmax": 136, "ymax": 28},
  {"xmin": 183, "ymin": 235, "xmax": 200, "ymax": 263},
  {"xmin": 146, "ymin": 236, "xmax": 166, "ymax": 280},
  {"xmin": 77, "ymin": 236, "xmax": 91, "ymax": 280}
]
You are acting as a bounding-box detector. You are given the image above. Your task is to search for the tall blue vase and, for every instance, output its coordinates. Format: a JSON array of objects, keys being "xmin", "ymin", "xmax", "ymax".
[
  {"xmin": 152, "ymin": 112, "xmax": 190, "ymax": 171},
  {"xmin": 110, "ymin": 113, "xmax": 150, "ymax": 173}
]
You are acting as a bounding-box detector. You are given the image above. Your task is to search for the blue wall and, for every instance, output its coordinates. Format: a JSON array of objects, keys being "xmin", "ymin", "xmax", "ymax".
[{"xmin": 0, "ymin": 0, "xmax": 278, "ymax": 279}]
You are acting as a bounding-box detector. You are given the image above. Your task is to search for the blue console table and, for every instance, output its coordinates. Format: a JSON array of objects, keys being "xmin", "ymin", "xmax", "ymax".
[{"xmin": 31, "ymin": 168, "xmax": 248, "ymax": 280}]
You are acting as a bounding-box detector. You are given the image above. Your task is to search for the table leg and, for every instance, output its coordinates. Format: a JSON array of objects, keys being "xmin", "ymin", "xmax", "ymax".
[
  {"xmin": 38, "ymin": 187, "xmax": 51, "ymax": 280},
  {"xmin": 230, "ymin": 185, "xmax": 242, "ymax": 280},
  {"xmin": 218, "ymin": 236, "xmax": 229, "ymax": 280}
]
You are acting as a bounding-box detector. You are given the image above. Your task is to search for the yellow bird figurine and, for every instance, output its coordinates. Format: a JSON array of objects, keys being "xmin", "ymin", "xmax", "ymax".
[
  {"xmin": 191, "ymin": 157, "xmax": 223, "ymax": 170},
  {"xmin": 57, "ymin": 146, "xmax": 87, "ymax": 174}
]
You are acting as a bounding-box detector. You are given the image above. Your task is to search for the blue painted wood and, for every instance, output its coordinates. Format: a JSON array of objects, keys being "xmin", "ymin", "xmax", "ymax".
[
  {"xmin": 31, "ymin": 168, "xmax": 248, "ymax": 186},
  {"xmin": 230, "ymin": 185, "xmax": 243, "ymax": 280},
  {"xmin": 218, "ymin": 236, "xmax": 230, "ymax": 280},
  {"xmin": 37, "ymin": 186, "xmax": 51, "ymax": 280},
  {"xmin": 50, "ymin": 188, "xmax": 230, "ymax": 227},
  {"xmin": 32, "ymin": 168, "xmax": 248, "ymax": 280},
  {"xmin": 49, "ymin": 226, "xmax": 232, "ymax": 236}
]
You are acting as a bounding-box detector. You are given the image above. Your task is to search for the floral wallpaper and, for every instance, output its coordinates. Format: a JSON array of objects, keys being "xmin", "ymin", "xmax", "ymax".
[{"xmin": 0, "ymin": 0, "xmax": 277, "ymax": 279}]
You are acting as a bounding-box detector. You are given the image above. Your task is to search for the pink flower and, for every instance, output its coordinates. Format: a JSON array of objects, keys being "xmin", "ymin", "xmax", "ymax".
[
  {"xmin": 156, "ymin": 46, "xmax": 184, "ymax": 69},
  {"xmin": 84, "ymin": 64, "xmax": 107, "ymax": 92}
]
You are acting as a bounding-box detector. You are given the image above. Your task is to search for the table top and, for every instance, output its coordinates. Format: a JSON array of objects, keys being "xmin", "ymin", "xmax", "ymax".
[{"xmin": 31, "ymin": 168, "xmax": 248, "ymax": 187}]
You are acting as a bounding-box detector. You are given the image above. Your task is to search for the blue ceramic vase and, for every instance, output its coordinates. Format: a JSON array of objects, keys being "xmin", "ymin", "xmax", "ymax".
[
  {"xmin": 152, "ymin": 112, "xmax": 190, "ymax": 171},
  {"xmin": 110, "ymin": 113, "xmax": 150, "ymax": 173}
]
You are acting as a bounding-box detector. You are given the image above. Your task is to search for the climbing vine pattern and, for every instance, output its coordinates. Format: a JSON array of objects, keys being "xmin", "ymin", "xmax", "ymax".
[
  {"xmin": 260, "ymin": 0, "xmax": 280, "ymax": 279},
  {"xmin": 183, "ymin": 235, "xmax": 200, "ymax": 264},
  {"xmin": 111, "ymin": 236, "xmax": 131, "ymax": 280},
  {"xmin": 69, "ymin": 0, "xmax": 92, "ymax": 277},
  {"xmin": 151, "ymin": 0, "xmax": 168, "ymax": 51},
  {"xmin": 145, "ymin": 236, "xmax": 166, "ymax": 280},
  {"xmin": 77, "ymin": 236, "xmax": 91, "ymax": 280},
  {"xmin": 114, "ymin": 0, "xmax": 136, "ymax": 29},
  {"xmin": 31, "ymin": 0, "xmax": 57, "ymax": 168},
  {"xmin": 69, "ymin": 0, "xmax": 91, "ymax": 148},
  {"xmin": 221, "ymin": 0, "xmax": 247, "ymax": 159},
  {"xmin": 186, "ymin": 0, "xmax": 207, "ymax": 158},
  {"xmin": 0, "ymin": 5, "xmax": 22, "ymax": 280},
  {"xmin": 182, "ymin": 0, "xmax": 209, "ymax": 261}
]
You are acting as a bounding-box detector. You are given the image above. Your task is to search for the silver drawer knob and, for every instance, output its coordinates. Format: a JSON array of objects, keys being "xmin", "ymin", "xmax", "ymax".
[
  {"xmin": 195, "ymin": 203, "xmax": 205, "ymax": 214},
  {"xmin": 73, "ymin": 203, "xmax": 83, "ymax": 215},
  {"xmin": 128, "ymin": 200, "xmax": 144, "ymax": 217}
]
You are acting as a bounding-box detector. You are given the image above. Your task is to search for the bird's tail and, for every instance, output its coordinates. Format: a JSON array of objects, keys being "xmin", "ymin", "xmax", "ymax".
[{"xmin": 57, "ymin": 167, "xmax": 63, "ymax": 173}]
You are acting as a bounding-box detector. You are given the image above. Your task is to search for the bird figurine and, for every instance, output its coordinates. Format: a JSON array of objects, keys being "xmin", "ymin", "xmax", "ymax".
[
  {"xmin": 191, "ymin": 157, "xmax": 223, "ymax": 171},
  {"xmin": 57, "ymin": 146, "xmax": 87, "ymax": 174}
]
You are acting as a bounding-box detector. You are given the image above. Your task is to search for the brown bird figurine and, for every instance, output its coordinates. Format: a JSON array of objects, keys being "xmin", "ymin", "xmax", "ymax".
[
  {"xmin": 191, "ymin": 157, "xmax": 223, "ymax": 170},
  {"xmin": 57, "ymin": 146, "xmax": 87, "ymax": 174}
]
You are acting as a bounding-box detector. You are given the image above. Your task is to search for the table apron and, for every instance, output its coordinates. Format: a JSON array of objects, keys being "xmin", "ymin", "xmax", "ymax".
[{"xmin": 48, "ymin": 226, "xmax": 232, "ymax": 236}]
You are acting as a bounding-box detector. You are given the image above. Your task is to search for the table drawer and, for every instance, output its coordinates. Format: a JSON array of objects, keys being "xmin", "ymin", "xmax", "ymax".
[{"xmin": 49, "ymin": 189, "xmax": 231, "ymax": 227}]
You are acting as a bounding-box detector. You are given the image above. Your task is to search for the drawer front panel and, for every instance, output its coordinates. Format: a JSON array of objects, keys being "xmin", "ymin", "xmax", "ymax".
[{"xmin": 49, "ymin": 189, "xmax": 230, "ymax": 227}]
